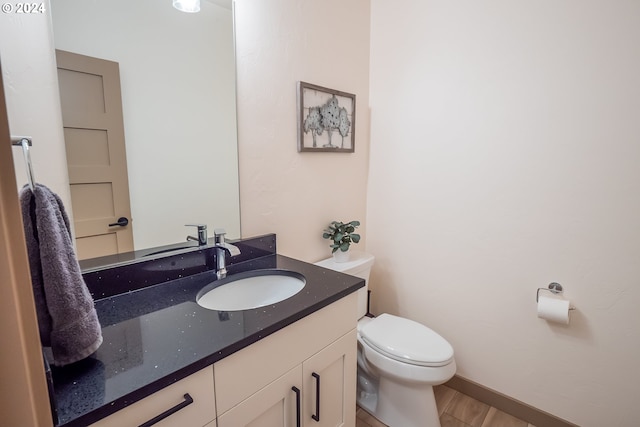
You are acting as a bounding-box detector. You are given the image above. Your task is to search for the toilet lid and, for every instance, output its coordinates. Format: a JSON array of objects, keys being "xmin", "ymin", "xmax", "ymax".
[{"xmin": 360, "ymin": 314, "xmax": 454, "ymax": 367}]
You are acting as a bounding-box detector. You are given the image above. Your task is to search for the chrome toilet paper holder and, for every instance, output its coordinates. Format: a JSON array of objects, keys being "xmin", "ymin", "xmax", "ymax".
[{"xmin": 536, "ymin": 282, "xmax": 576, "ymax": 310}]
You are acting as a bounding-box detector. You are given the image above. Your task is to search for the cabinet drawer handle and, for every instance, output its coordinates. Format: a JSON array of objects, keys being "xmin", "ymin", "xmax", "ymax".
[
  {"xmin": 138, "ymin": 393, "xmax": 194, "ymax": 427},
  {"xmin": 312, "ymin": 372, "xmax": 320, "ymax": 422},
  {"xmin": 292, "ymin": 386, "xmax": 301, "ymax": 427}
]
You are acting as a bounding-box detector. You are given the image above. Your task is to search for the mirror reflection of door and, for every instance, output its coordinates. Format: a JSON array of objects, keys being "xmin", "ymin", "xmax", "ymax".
[{"xmin": 56, "ymin": 49, "xmax": 134, "ymax": 260}]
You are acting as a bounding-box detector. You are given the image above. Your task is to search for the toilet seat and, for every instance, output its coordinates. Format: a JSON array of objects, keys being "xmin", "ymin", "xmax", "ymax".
[{"xmin": 360, "ymin": 314, "xmax": 454, "ymax": 367}]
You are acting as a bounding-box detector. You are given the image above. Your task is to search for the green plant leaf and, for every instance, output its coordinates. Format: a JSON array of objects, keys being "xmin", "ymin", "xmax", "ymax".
[{"xmin": 324, "ymin": 220, "xmax": 361, "ymax": 251}]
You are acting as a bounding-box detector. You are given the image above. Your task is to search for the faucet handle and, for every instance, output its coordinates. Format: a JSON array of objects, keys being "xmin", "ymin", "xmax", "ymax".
[
  {"xmin": 186, "ymin": 224, "xmax": 207, "ymax": 230},
  {"xmin": 186, "ymin": 224, "xmax": 208, "ymax": 245},
  {"xmin": 214, "ymin": 228, "xmax": 226, "ymax": 244},
  {"xmin": 214, "ymin": 228, "xmax": 241, "ymax": 257}
]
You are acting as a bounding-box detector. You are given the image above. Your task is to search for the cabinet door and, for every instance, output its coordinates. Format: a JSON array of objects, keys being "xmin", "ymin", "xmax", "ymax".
[
  {"xmin": 218, "ymin": 366, "xmax": 302, "ymax": 427},
  {"xmin": 303, "ymin": 329, "xmax": 357, "ymax": 427}
]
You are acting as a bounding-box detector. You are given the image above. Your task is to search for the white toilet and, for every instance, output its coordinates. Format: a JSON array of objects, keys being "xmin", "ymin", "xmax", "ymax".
[{"xmin": 316, "ymin": 251, "xmax": 456, "ymax": 427}]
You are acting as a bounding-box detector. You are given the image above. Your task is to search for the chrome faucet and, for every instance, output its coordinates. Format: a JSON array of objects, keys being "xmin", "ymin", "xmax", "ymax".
[
  {"xmin": 213, "ymin": 228, "xmax": 241, "ymax": 279},
  {"xmin": 186, "ymin": 224, "xmax": 208, "ymax": 245}
]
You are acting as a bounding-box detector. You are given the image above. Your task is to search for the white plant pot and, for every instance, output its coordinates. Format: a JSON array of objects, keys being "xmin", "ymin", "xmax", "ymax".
[{"xmin": 333, "ymin": 249, "xmax": 350, "ymax": 263}]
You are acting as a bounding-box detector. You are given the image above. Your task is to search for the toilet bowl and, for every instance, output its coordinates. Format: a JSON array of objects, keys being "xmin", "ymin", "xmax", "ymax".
[{"xmin": 316, "ymin": 252, "xmax": 456, "ymax": 427}]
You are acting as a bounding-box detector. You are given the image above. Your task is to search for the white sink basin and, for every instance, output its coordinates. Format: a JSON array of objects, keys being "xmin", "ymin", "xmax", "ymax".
[{"xmin": 196, "ymin": 270, "xmax": 306, "ymax": 311}]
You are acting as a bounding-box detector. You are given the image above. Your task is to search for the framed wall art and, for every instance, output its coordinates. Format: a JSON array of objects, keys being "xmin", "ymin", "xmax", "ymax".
[{"xmin": 297, "ymin": 81, "xmax": 356, "ymax": 153}]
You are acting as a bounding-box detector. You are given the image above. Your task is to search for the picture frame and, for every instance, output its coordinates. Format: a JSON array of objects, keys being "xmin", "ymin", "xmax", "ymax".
[{"xmin": 297, "ymin": 81, "xmax": 356, "ymax": 153}]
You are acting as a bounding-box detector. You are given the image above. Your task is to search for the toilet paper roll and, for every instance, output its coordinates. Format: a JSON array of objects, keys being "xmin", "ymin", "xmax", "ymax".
[{"xmin": 537, "ymin": 296, "xmax": 571, "ymax": 325}]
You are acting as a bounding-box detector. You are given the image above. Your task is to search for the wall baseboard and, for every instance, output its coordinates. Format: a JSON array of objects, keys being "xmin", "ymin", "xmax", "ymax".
[{"xmin": 445, "ymin": 375, "xmax": 580, "ymax": 427}]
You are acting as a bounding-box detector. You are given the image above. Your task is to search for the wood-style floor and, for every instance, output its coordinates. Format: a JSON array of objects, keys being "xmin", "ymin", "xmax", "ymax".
[{"xmin": 356, "ymin": 384, "xmax": 536, "ymax": 427}]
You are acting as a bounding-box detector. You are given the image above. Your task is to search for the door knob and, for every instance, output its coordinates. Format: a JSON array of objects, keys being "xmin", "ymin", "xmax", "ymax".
[{"xmin": 108, "ymin": 217, "xmax": 129, "ymax": 227}]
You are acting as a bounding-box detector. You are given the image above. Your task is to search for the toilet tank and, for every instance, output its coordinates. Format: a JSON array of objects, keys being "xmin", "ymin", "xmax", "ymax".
[{"xmin": 315, "ymin": 251, "xmax": 375, "ymax": 318}]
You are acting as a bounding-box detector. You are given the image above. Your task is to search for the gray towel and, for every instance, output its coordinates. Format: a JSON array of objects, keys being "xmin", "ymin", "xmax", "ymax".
[{"xmin": 19, "ymin": 184, "xmax": 102, "ymax": 366}]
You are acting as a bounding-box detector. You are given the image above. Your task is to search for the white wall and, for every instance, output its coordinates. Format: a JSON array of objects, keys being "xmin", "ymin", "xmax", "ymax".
[
  {"xmin": 367, "ymin": 1, "xmax": 640, "ymax": 426},
  {"xmin": 0, "ymin": 1, "xmax": 71, "ymax": 211},
  {"xmin": 235, "ymin": 0, "xmax": 371, "ymax": 262}
]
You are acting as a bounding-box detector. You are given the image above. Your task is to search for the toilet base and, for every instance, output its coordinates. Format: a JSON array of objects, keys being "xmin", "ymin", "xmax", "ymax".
[
  {"xmin": 370, "ymin": 376, "xmax": 441, "ymax": 427},
  {"xmin": 357, "ymin": 369, "xmax": 378, "ymax": 414},
  {"xmin": 357, "ymin": 391, "xmax": 377, "ymax": 416}
]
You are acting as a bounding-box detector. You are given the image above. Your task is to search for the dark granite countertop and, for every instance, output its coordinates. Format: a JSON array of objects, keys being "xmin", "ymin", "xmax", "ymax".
[{"xmin": 50, "ymin": 249, "xmax": 364, "ymax": 426}]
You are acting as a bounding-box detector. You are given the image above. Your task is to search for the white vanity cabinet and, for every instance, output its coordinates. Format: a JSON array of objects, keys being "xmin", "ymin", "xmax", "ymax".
[
  {"xmin": 86, "ymin": 292, "xmax": 358, "ymax": 427},
  {"xmin": 88, "ymin": 365, "xmax": 216, "ymax": 427},
  {"xmin": 215, "ymin": 293, "xmax": 358, "ymax": 427}
]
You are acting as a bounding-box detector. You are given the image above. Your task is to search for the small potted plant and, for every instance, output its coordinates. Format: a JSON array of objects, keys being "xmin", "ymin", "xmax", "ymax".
[{"xmin": 322, "ymin": 220, "xmax": 361, "ymax": 262}]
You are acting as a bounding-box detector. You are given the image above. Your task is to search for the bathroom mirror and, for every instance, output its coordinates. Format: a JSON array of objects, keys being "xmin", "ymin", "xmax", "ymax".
[{"xmin": 50, "ymin": 0, "xmax": 240, "ymax": 261}]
